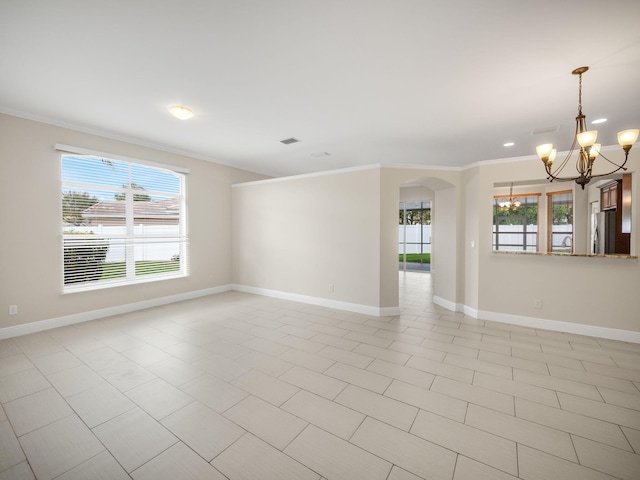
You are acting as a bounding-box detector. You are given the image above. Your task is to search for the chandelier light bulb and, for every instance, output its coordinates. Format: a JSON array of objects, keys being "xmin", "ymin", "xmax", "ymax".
[
  {"xmin": 498, "ymin": 183, "xmax": 521, "ymax": 211},
  {"xmin": 618, "ymin": 129, "xmax": 639, "ymax": 148},
  {"xmin": 589, "ymin": 144, "xmax": 601, "ymax": 160},
  {"xmin": 536, "ymin": 143, "xmax": 553, "ymax": 160},
  {"xmin": 577, "ymin": 130, "xmax": 597, "ymax": 148},
  {"xmin": 169, "ymin": 105, "xmax": 194, "ymax": 120}
]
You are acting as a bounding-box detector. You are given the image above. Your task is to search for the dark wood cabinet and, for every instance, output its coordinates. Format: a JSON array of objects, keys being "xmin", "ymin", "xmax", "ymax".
[
  {"xmin": 599, "ymin": 178, "xmax": 630, "ymax": 254},
  {"xmin": 600, "ymin": 181, "xmax": 617, "ymax": 210}
]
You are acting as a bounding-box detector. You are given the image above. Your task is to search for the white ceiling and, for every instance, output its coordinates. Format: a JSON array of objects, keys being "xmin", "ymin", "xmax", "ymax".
[{"xmin": 1, "ymin": 0, "xmax": 640, "ymax": 177}]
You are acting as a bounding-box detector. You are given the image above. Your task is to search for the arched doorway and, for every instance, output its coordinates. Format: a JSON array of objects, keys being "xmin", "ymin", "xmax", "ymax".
[{"xmin": 383, "ymin": 171, "xmax": 459, "ymax": 315}]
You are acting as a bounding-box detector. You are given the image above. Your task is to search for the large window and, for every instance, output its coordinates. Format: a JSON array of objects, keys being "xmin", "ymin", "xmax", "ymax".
[
  {"xmin": 548, "ymin": 190, "xmax": 573, "ymax": 254},
  {"xmin": 61, "ymin": 151, "xmax": 187, "ymax": 292},
  {"xmin": 492, "ymin": 195, "xmax": 539, "ymax": 251}
]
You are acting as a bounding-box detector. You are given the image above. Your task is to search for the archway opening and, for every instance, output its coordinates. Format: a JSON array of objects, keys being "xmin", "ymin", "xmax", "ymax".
[{"xmin": 392, "ymin": 175, "xmax": 458, "ymax": 314}]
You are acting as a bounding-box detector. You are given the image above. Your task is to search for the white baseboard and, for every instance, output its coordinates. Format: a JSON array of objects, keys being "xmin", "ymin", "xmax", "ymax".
[
  {"xmin": 462, "ymin": 304, "xmax": 480, "ymax": 318},
  {"xmin": 4, "ymin": 285, "xmax": 636, "ymax": 344},
  {"xmin": 0, "ymin": 285, "xmax": 232, "ymax": 340},
  {"xmin": 0, "ymin": 284, "xmax": 400, "ymax": 340},
  {"xmin": 433, "ymin": 296, "xmax": 640, "ymax": 344},
  {"xmin": 433, "ymin": 296, "xmax": 463, "ymax": 313},
  {"xmin": 232, "ymin": 284, "xmax": 401, "ymax": 317},
  {"xmin": 475, "ymin": 309, "xmax": 640, "ymax": 344}
]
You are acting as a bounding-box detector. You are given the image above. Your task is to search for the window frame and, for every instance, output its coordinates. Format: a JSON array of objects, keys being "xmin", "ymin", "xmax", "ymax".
[
  {"xmin": 547, "ymin": 189, "xmax": 574, "ymax": 254},
  {"xmin": 492, "ymin": 193, "xmax": 540, "ymax": 252},
  {"xmin": 58, "ymin": 145, "xmax": 189, "ymax": 293}
]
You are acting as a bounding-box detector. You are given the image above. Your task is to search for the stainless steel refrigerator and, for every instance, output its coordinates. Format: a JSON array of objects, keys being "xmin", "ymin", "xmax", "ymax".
[{"xmin": 591, "ymin": 210, "xmax": 616, "ymax": 255}]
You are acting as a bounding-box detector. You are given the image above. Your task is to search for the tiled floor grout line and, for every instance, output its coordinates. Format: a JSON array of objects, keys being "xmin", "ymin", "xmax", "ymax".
[{"xmin": 2, "ymin": 273, "xmax": 640, "ymax": 479}]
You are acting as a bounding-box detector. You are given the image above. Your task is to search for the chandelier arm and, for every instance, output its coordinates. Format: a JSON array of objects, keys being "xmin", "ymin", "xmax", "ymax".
[
  {"xmin": 591, "ymin": 159, "xmax": 627, "ymax": 178},
  {"xmin": 547, "ymin": 137, "xmax": 578, "ymax": 180},
  {"xmin": 588, "ymin": 167, "xmax": 628, "ymax": 181},
  {"xmin": 593, "ymin": 150, "xmax": 629, "ymax": 170},
  {"xmin": 549, "ymin": 150, "xmax": 575, "ymax": 178},
  {"xmin": 545, "ymin": 173, "xmax": 578, "ymax": 183},
  {"xmin": 544, "ymin": 163, "xmax": 554, "ymax": 180},
  {"xmin": 545, "ymin": 163, "xmax": 580, "ymax": 183}
]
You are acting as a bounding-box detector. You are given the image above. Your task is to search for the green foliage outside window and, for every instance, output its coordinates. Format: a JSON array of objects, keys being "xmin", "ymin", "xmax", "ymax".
[
  {"xmin": 551, "ymin": 204, "xmax": 573, "ymax": 225},
  {"xmin": 114, "ymin": 182, "xmax": 151, "ymax": 201},
  {"xmin": 399, "ymin": 208, "xmax": 431, "ymax": 225},
  {"xmin": 63, "ymin": 232, "xmax": 109, "ymax": 284},
  {"xmin": 62, "ymin": 191, "xmax": 98, "ymax": 226},
  {"xmin": 493, "ymin": 204, "xmax": 538, "ymax": 225}
]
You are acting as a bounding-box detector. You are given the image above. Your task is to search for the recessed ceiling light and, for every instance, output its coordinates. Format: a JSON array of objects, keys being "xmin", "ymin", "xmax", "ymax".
[
  {"xmin": 592, "ymin": 118, "xmax": 607, "ymax": 124},
  {"xmin": 503, "ymin": 142, "xmax": 515, "ymax": 147},
  {"xmin": 169, "ymin": 105, "xmax": 193, "ymax": 120}
]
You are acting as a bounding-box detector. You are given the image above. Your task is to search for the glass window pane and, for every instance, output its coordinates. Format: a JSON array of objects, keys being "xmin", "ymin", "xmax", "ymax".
[
  {"xmin": 399, "ymin": 200, "xmax": 431, "ymax": 271},
  {"xmin": 549, "ymin": 192, "xmax": 573, "ymax": 253},
  {"xmin": 493, "ymin": 196, "xmax": 538, "ymax": 252}
]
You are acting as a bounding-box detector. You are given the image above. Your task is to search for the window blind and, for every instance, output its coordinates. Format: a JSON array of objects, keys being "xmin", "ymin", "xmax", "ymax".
[{"xmin": 61, "ymin": 152, "xmax": 188, "ymax": 292}]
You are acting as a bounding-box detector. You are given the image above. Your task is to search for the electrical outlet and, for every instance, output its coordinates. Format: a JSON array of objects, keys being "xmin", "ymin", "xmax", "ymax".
[
  {"xmin": 533, "ymin": 299, "xmax": 543, "ymax": 309},
  {"xmin": 9, "ymin": 305, "xmax": 18, "ymax": 315},
  {"xmin": 329, "ymin": 283, "xmax": 334, "ymax": 293}
]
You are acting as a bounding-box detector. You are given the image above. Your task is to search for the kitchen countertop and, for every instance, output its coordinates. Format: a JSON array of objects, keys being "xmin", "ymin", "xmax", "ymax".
[{"xmin": 493, "ymin": 250, "xmax": 637, "ymax": 259}]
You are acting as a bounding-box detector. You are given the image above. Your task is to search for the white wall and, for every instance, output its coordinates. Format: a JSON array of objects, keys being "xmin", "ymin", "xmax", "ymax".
[
  {"xmin": 232, "ymin": 166, "xmax": 386, "ymax": 312},
  {"xmin": 379, "ymin": 172, "xmax": 402, "ymax": 309},
  {"xmin": 400, "ymin": 185, "xmax": 434, "ymax": 203},
  {"xmin": 463, "ymin": 167, "xmax": 480, "ymax": 310},
  {"xmin": 0, "ymin": 114, "xmax": 266, "ymax": 331},
  {"xmin": 432, "ymin": 186, "xmax": 459, "ymax": 308}
]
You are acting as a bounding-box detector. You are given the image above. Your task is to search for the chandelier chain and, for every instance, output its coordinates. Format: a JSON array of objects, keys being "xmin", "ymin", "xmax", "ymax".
[{"xmin": 577, "ymin": 72, "xmax": 583, "ymax": 115}]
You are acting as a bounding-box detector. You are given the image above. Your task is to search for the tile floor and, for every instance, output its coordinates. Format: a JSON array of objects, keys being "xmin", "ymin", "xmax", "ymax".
[{"xmin": 1, "ymin": 271, "xmax": 639, "ymax": 479}]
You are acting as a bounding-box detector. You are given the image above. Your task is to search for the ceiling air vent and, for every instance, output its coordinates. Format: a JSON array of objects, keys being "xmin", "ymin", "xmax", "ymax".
[
  {"xmin": 531, "ymin": 126, "xmax": 560, "ymax": 135},
  {"xmin": 280, "ymin": 137, "xmax": 300, "ymax": 145}
]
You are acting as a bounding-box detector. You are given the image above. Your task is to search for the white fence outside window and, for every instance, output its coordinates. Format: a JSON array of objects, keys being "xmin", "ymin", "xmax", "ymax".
[
  {"xmin": 399, "ymin": 225, "xmax": 432, "ymax": 254},
  {"xmin": 493, "ymin": 224, "xmax": 573, "ymax": 251},
  {"xmin": 63, "ymin": 225, "xmax": 180, "ymax": 262}
]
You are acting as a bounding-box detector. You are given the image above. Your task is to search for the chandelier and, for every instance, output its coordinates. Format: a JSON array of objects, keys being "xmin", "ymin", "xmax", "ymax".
[
  {"xmin": 535, "ymin": 66, "xmax": 638, "ymax": 189},
  {"xmin": 498, "ymin": 183, "xmax": 522, "ymax": 211}
]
